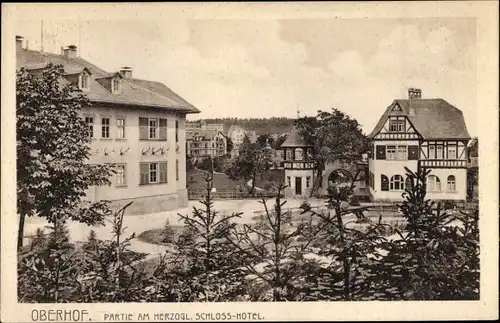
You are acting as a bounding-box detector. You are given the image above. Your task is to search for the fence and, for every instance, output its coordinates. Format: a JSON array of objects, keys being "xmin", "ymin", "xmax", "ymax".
[{"xmin": 188, "ymin": 189, "xmax": 278, "ymax": 201}]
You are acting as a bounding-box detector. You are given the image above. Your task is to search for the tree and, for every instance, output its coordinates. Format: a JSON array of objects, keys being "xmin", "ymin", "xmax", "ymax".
[
  {"xmin": 257, "ymin": 133, "xmax": 275, "ymax": 149},
  {"xmin": 16, "ymin": 64, "xmax": 113, "ymax": 251},
  {"xmin": 295, "ymin": 109, "xmax": 368, "ymax": 197},
  {"xmin": 226, "ymin": 136, "xmax": 234, "ymax": 154},
  {"xmin": 169, "ymin": 174, "xmax": 247, "ymax": 301},
  {"xmin": 225, "ymin": 138, "xmax": 273, "ymax": 194},
  {"xmin": 375, "ymin": 167, "xmax": 480, "ymax": 300},
  {"xmin": 468, "ymin": 137, "xmax": 478, "ymax": 157}
]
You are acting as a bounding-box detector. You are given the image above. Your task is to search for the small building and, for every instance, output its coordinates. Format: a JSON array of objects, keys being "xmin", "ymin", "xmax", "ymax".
[
  {"xmin": 227, "ymin": 125, "xmax": 257, "ymax": 158},
  {"xmin": 280, "ymin": 127, "xmax": 315, "ymax": 198},
  {"xmin": 367, "ymin": 88, "xmax": 471, "ymax": 201}
]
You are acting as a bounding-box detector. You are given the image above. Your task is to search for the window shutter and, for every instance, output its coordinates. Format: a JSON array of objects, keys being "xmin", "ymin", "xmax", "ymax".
[
  {"xmin": 376, "ymin": 145, "xmax": 386, "ymax": 160},
  {"xmin": 381, "ymin": 175, "xmax": 389, "ymax": 191},
  {"xmin": 408, "ymin": 145, "xmax": 419, "ymax": 160},
  {"xmin": 159, "ymin": 118, "xmax": 168, "ymax": 141},
  {"xmin": 139, "ymin": 163, "xmax": 149, "ymax": 185},
  {"xmin": 159, "ymin": 162, "xmax": 168, "ymax": 183},
  {"xmin": 139, "ymin": 118, "xmax": 148, "ymax": 140}
]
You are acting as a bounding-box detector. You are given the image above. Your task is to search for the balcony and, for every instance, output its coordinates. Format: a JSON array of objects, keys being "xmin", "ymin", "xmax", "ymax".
[
  {"xmin": 419, "ymin": 159, "xmax": 467, "ymax": 168},
  {"xmin": 281, "ymin": 160, "xmax": 316, "ymax": 170}
]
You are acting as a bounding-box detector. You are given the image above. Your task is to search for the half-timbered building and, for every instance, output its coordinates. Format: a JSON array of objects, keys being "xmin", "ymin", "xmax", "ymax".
[{"xmin": 367, "ymin": 88, "xmax": 471, "ymax": 201}]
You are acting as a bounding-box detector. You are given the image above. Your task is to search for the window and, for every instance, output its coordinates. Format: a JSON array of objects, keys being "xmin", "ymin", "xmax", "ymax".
[
  {"xmin": 101, "ymin": 117, "xmax": 110, "ymax": 138},
  {"xmin": 149, "ymin": 163, "xmax": 158, "ymax": 183},
  {"xmin": 116, "ymin": 164, "xmax": 126, "ymax": 186},
  {"xmin": 116, "ymin": 118, "xmax": 126, "ymax": 139},
  {"xmin": 390, "ymin": 175, "xmax": 405, "ymax": 191},
  {"xmin": 447, "ymin": 175, "xmax": 456, "ymax": 191},
  {"xmin": 84, "ymin": 116, "xmax": 94, "ymax": 138},
  {"xmin": 397, "ymin": 145, "xmax": 407, "ymax": 160},
  {"xmin": 175, "ymin": 120, "xmax": 179, "ymax": 142},
  {"xmin": 405, "ymin": 177, "xmax": 413, "ymax": 190},
  {"xmin": 306, "ymin": 176, "xmax": 311, "ymax": 188},
  {"xmin": 427, "ymin": 175, "xmax": 441, "ymax": 191},
  {"xmin": 285, "ymin": 149, "xmax": 292, "ymax": 161},
  {"xmin": 111, "ymin": 77, "xmax": 121, "ymax": 94},
  {"xmin": 159, "ymin": 118, "xmax": 167, "ymax": 141},
  {"xmin": 381, "ymin": 175, "xmax": 389, "ymax": 191},
  {"xmin": 436, "ymin": 145, "xmax": 444, "ymax": 159},
  {"xmin": 447, "ymin": 145, "xmax": 457, "ymax": 159},
  {"xmin": 149, "ymin": 119, "xmax": 158, "ymax": 139},
  {"xmin": 376, "ymin": 145, "xmax": 386, "ymax": 160},
  {"xmin": 387, "ymin": 145, "xmax": 397, "ymax": 160},
  {"xmin": 286, "ymin": 176, "xmax": 291, "ymax": 187},
  {"xmin": 408, "ymin": 145, "xmax": 419, "ymax": 160},
  {"xmin": 429, "ymin": 145, "xmax": 435, "ymax": 159},
  {"xmin": 389, "ymin": 118, "xmax": 405, "ymax": 132},
  {"xmin": 80, "ymin": 72, "xmax": 90, "ymax": 91},
  {"xmin": 295, "ymin": 148, "xmax": 303, "ymax": 161},
  {"xmin": 176, "ymin": 160, "xmax": 179, "ymax": 181}
]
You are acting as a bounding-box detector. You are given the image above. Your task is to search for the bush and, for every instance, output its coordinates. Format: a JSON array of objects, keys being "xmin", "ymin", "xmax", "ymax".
[{"xmin": 162, "ymin": 220, "xmax": 176, "ymax": 243}]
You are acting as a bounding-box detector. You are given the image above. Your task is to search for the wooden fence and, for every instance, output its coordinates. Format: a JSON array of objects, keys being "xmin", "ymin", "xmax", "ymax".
[{"xmin": 188, "ymin": 189, "xmax": 278, "ymax": 201}]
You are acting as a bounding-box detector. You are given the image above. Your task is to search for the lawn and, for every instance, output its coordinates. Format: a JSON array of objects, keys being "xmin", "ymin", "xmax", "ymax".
[{"xmin": 188, "ymin": 170, "xmax": 242, "ymax": 192}]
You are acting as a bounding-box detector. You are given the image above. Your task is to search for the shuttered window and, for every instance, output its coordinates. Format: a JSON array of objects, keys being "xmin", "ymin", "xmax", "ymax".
[
  {"xmin": 408, "ymin": 145, "xmax": 419, "ymax": 160},
  {"xmin": 159, "ymin": 118, "xmax": 167, "ymax": 141},
  {"xmin": 376, "ymin": 145, "xmax": 386, "ymax": 160},
  {"xmin": 159, "ymin": 162, "xmax": 168, "ymax": 183},
  {"xmin": 139, "ymin": 117, "xmax": 148, "ymax": 140},
  {"xmin": 139, "ymin": 163, "xmax": 149, "ymax": 185},
  {"xmin": 176, "ymin": 160, "xmax": 179, "ymax": 181}
]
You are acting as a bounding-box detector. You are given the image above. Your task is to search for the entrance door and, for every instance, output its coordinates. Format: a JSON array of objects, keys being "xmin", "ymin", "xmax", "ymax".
[{"xmin": 295, "ymin": 177, "xmax": 302, "ymax": 196}]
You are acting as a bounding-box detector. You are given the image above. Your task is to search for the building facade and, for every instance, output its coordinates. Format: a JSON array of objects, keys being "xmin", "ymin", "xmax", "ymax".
[
  {"xmin": 186, "ymin": 129, "xmax": 227, "ymax": 161},
  {"xmin": 367, "ymin": 88, "xmax": 470, "ymax": 201},
  {"xmin": 227, "ymin": 125, "xmax": 258, "ymax": 158},
  {"xmin": 16, "ymin": 36, "xmax": 200, "ymax": 215},
  {"xmin": 280, "ymin": 127, "xmax": 315, "ymax": 198}
]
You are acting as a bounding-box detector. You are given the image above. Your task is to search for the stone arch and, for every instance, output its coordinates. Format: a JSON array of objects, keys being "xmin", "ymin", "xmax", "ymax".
[{"xmin": 327, "ymin": 168, "xmax": 354, "ymax": 187}]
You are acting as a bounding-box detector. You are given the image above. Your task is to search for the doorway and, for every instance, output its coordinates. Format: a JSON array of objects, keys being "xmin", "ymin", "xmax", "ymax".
[{"xmin": 295, "ymin": 177, "xmax": 302, "ymax": 196}]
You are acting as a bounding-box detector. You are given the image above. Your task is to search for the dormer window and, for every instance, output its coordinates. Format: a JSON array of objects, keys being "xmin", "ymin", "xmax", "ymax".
[
  {"xmin": 112, "ymin": 77, "xmax": 121, "ymax": 94},
  {"xmin": 389, "ymin": 117, "xmax": 405, "ymax": 132},
  {"xmin": 79, "ymin": 71, "xmax": 91, "ymax": 91}
]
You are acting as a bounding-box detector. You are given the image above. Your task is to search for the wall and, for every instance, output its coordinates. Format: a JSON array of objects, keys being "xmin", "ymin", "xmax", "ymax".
[
  {"xmin": 283, "ymin": 169, "xmax": 315, "ymax": 198},
  {"xmin": 83, "ymin": 105, "xmax": 188, "ymax": 213}
]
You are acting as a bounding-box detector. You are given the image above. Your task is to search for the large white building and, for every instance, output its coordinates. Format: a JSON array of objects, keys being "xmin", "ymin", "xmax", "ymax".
[
  {"xmin": 16, "ymin": 36, "xmax": 200, "ymax": 215},
  {"xmin": 367, "ymin": 88, "xmax": 471, "ymax": 201}
]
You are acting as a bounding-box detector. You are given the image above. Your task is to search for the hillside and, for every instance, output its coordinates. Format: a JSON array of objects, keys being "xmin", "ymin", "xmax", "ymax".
[{"xmin": 193, "ymin": 117, "xmax": 295, "ymax": 135}]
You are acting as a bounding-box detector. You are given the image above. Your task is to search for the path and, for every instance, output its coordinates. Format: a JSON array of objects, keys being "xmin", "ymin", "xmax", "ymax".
[{"xmin": 22, "ymin": 198, "xmax": 327, "ymax": 257}]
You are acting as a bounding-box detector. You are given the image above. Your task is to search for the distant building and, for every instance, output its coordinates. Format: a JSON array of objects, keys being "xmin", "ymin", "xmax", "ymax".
[
  {"xmin": 227, "ymin": 125, "xmax": 258, "ymax": 158},
  {"xmin": 16, "ymin": 36, "xmax": 200, "ymax": 215},
  {"xmin": 367, "ymin": 88, "xmax": 471, "ymax": 201},
  {"xmin": 186, "ymin": 129, "xmax": 227, "ymax": 161}
]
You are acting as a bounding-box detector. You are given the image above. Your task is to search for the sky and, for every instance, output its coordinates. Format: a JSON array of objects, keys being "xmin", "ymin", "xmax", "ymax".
[{"xmin": 15, "ymin": 17, "xmax": 477, "ymax": 136}]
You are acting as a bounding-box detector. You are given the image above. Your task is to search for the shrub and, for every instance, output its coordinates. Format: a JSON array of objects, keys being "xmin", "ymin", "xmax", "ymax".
[{"xmin": 162, "ymin": 220, "xmax": 176, "ymax": 243}]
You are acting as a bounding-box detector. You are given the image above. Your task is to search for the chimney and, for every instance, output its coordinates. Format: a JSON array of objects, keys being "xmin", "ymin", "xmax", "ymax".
[
  {"xmin": 120, "ymin": 66, "xmax": 132, "ymax": 79},
  {"xmin": 63, "ymin": 45, "xmax": 78, "ymax": 59},
  {"xmin": 408, "ymin": 88, "xmax": 422, "ymax": 100},
  {"xmin": 16, "ymin": 35, "xmax": 23, "ymax": 52}
]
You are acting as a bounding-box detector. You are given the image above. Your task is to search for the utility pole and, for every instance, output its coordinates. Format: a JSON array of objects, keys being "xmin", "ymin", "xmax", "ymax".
[{"xmin": 40, "ymin": 20, "xmax": 44, "ymax": 53}]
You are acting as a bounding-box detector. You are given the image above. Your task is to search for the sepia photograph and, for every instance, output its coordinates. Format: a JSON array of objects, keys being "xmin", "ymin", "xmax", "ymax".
[{"xmin": 1, "ymin": 2, "xmax": 498, "ymax": 322}]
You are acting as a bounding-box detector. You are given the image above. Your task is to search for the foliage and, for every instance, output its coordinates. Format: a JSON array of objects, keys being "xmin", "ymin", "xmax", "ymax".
[
  {"xmin": 228, "ymin": 184, "xmax": 323, "ymax": 301},
  {"xmin": 155, "ymin": 174, "xmax": 248, "ymax": 302},
  {"xmin": 295, "ymin": 109, "xmax": 368, "ymax": 196},
  {"xmin": 468, "ymin": 137, "xmax": 478, "ymax": 157},
  {"xmin": 256, "ymin": 133, "xmax": 276, "ymax": 149},
  {"xmin": 301, "ymin": 169, "xmax": 390, "ymax": 300},
  {"xmin": 162, "ymin": 220, "xmax": 176, "ymax": 243},
  {"xmin": 16, "ymin": 64, "xmax": 113, "ymax": 250},
  {"xmin": 372, "ymin": 167, "xmax": 480, "ymax": 300},
  {"xmin": 226, "ymin": 136, "xmax": 234, "ymax": 154},
  {"xmin": 225, "ymin": 137, "xmax": 273, "ymax": 194}
]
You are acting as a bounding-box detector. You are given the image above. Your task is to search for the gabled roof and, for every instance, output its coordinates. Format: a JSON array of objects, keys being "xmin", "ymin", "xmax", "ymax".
[
  {"xmin": 186, "ymin": 129, "xmax": 223, "ymax": 141},
  {"xmin": 281, "ymin": 126, "xmax": 312, "ymax": 148},
  {"xmin": 16, "ymin": 48, "xmax": 199, "ymax": 114},
  {"xmin": 368, "ymin": 98, "xmax": 471, "ymax": 140}
]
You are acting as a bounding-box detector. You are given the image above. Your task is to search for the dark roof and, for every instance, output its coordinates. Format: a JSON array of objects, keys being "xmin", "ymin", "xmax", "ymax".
[
  {"xmin": 368, "ymin": 99, "xmax": 470, "ymax": 140},
  {"xmin": 16, "ymin": 49, "xmax": 199, "ymax": 114},
  {"xmin": 186, "ymin": 129, "xmax": 222, "ymax": 140},
  {"xmin": 281, "ymin": 126, "xmax": 312, "ymax": 148}
]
